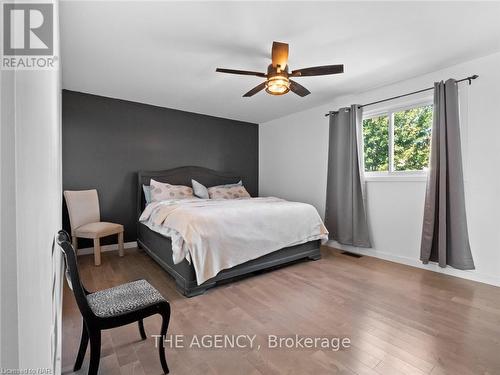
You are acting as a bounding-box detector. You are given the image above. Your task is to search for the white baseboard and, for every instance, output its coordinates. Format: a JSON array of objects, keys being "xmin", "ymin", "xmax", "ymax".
[
  {"xmin": 326, "ymin": 240, "xmax": 500, "ymax": 287},
  {"xmin": 77, "ymin": 241, "xmax": 138, "ymax": 256}
]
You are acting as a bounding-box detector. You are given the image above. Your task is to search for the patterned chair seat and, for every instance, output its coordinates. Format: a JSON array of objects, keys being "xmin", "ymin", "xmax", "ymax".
[{"xmin": 87, "ymin": 279, "xmax": 166, "ymax": 318}]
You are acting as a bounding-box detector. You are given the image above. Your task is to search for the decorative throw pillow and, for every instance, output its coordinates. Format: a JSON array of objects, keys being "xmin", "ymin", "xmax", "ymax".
[
  {"xmin": 150, "ymin": 179, "xmax": 194, "ymax": 202},
  {"xmin": 143, "ymin": 185, "xmax": 152, "ymax": 204},
  {"xmin": 208, "ymin": 185, "xmax": 251, "ymax": 200},
  {"xmin": 191, "ymin": 179, "xmax": 210, "ymax": 199}
]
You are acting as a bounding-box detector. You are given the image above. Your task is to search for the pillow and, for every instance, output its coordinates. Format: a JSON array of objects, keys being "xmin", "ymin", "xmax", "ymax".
[
  {"xmin": 191, "ymin": 179, "xmax": 209, "ymax": 199},
  {"xmin": 208, "ymin": 185, "xmax": 251, "ymax": 200},
  {"xmin": 143, "ymin": 185, "xmax": 152, "ymax": 204},
  {"xmin": 150, "ymin": 179, "xmax": 194, "ymax": 202},
  {"xmin": 212, "ymin": 180, "xmax": 242, "ymax": 189}
]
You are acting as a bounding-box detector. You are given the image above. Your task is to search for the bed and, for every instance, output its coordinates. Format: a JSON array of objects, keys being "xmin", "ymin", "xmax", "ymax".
[{"xmin": 137, "ymin": 166, "xmax": 326, "ymax": 297}]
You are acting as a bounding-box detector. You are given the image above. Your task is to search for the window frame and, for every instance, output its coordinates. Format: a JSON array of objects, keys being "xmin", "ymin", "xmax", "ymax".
[{"xmin": 360, "ymin": 98, "xmax": 433, "ymax": 181}]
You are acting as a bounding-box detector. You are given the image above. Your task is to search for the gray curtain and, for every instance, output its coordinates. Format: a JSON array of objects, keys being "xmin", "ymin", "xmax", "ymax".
[
  {"xmin": 325, "ymin": 105, "xmax": 371, "ymax": 247},
  {"xmin": 420, "ymin": 79, "xmax": 474, "ymax": 269}
]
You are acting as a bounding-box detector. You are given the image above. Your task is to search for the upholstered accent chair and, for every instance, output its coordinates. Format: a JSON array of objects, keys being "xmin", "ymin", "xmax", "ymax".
[
  {"xmin": 64, "ymin": 189, "xmax": 124, "ymax": 265},
  {"xmin": 57, "ymin": 230, "xmax": 171, "ymax": 375}
]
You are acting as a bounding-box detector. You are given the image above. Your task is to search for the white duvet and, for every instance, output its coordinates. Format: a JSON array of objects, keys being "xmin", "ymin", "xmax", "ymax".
[{"xmin": 139, "ymin": 197, "xmax": 328, "ymax": 285}]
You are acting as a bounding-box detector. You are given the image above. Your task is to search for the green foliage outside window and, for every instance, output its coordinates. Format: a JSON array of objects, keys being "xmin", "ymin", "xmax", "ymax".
[
  {"xmin": 363, "ymin": 116, "xmax": 389, "ymax": 171},
  {"xmin": 393, "ymin": 106, "xmax": 433, "ymax": 171},
  {"xmin": 362, "ymin": 105, "xmax": 433, "ymax": 172}
]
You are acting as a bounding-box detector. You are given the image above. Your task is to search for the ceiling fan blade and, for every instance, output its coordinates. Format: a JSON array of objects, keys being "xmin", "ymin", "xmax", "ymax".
[
  {"xmin": 243, "ymin": 82, "xmax": 267, "ymax": 97},
  {"xmin": 291, "ymin": 64, "xmax": 344, "ymax": 77},
  {"xmin": 216, "ymin": 68, "xmax": 267, "ymax": 78},
  {"xmin": 271, "ymin": 41, "xmax": 289, "ymax": 69},
  {"xmin": 289, "ymin": 80, "xmax": 311, "ymax": 97}
]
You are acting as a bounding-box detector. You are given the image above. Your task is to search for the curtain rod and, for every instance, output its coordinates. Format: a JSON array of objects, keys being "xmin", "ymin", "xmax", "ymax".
[{"xmin": 324, "ymin": 75, "xmax": 479, "ymax": 117}]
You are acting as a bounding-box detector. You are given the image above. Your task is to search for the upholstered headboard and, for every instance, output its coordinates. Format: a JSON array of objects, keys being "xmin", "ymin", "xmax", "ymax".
[{"xmin": 137, "ymin": 166, "xmax": 241, "ymax": 219}]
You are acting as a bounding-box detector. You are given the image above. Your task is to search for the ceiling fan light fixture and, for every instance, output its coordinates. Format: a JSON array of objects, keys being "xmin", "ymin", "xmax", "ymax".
[
  {"xmin": 216, "ymin": 41, "xmax": 344, "ymax": 97},
  {"xmin": 265, "ymin": 75, "xmax": 290, "ymax": 95}
]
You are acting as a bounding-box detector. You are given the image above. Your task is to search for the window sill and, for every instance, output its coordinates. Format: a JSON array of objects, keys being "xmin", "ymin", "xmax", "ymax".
[{"xmin": 364, "ymin": 173, "xmax": 427, "ymax": 182}]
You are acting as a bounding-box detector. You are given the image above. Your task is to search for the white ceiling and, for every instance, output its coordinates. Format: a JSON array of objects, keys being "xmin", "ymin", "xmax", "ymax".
[{"xmin": 60, "ymin": 1, "xmax": 500, "ymax": 123}]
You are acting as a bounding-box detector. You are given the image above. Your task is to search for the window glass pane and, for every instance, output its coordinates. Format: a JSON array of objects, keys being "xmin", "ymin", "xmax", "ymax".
[
  {"xmin": 363, "ymin": 116, "xmax": 389, "ymax": 172},
  {"xmin": 393, "ymin": 105, "xmax": 433, "ymax": 171}
]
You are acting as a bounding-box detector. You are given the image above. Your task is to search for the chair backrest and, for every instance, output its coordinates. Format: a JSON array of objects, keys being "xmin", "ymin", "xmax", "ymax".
[
  {"xmin": 56, "ymin": 230, "xmax": 95, "ymax": 320},
  {"xmin": 64, "ymin": 189, "xmax": 100, "ymax": 234}
]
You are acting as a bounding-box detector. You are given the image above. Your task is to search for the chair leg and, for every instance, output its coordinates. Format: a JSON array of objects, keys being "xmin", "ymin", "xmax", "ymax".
[
  {"xmin": 74, "ymin": 321, "xmax": 89, "ymax": 371},
  {"xmin": 93, "ymin": 238, "xmax": 101, "ymax": 266},
  {"xmin": 88, "ymin": 330, "xmax": 101, "ymax": 375},
  {"xmin": 138, "ymin": 319, "xmax": 147, "ymax": 340},
  {"xmin": 72, "ymin": 236, "xmax": 78, "ymax": 255},
  {"xmin": 158, "ymin": 306, "xmax": 171, "ymax": 374},
  {"xmin": 118, "ymin": 231, "xmax": 124, "ymax": 257}
]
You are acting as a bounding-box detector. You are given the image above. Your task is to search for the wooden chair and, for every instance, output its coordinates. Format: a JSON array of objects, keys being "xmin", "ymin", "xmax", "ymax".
[
  {"xmin": 64, "ymin": 189, "xmax": 124, "ymax": 265},
  {"xmin": 56, "ymin": 230, "xmax": 171, "ymax": 375}
]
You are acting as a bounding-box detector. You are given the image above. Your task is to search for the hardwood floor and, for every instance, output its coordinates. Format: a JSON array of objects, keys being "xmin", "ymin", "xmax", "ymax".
[{"xmin": 62, "ymin": 246, "xmax": 500, "ymax": 375}]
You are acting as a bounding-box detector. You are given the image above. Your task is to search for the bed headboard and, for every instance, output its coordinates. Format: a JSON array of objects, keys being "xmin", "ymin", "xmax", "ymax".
[{"xmin": 137, "ymin": 166, "xmax": 241, "ymax": 218}]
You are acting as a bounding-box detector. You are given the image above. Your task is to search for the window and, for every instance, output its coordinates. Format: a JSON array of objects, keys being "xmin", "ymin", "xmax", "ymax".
[
  {"xmin": 362, "ymin": 103, "xmax": 433, "ymax": 175},
  {"xmin": 362, "ymin": 115, "xmax": 389, "ymax": 172}
]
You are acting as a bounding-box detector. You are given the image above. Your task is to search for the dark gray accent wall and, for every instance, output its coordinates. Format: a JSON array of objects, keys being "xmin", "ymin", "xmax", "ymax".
[{"xmin": 62, "ymin": 90, "xmax": 258, "ymax": 243}]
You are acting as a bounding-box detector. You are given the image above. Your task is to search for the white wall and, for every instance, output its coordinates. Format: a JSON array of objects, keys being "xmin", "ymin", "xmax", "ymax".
[
  {"xmin": 15, "ymin": 69, "xmax": 62, "ymax": 369},
  {"xmin": 0, "ymin": 1, "xmax": 62, "ymax": 369},
  {"xmin": 260, "ymin": 51, "xmax": 500, "ymax": 286},
  {"xmin": 1, "ymin": 62, "xmax": 20, "ymax": 370},
  {"xmin": 0, "ymin": 71, "xmax": 62, "ymax": 371}
]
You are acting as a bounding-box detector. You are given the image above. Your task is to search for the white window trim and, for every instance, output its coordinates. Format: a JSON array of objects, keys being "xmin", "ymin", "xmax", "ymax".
[
  {"xmin": 364, "ymin": 171, "xmax": 427, "ymax": 182},
  {"xmin": 360, "ymin": 97, "xmax": 433, "ymax": 181}
]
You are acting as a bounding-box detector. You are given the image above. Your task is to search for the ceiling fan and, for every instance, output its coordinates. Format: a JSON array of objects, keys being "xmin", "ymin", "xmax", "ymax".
[{"xmin": 216, "ymin": 41, "xmax": 344, "ymax": 97}]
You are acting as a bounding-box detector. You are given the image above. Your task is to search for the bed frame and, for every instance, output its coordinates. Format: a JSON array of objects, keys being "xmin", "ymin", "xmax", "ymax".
[{"xmin": 137, "ymin": 166, "xmax": 321, "ymax": 297}]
